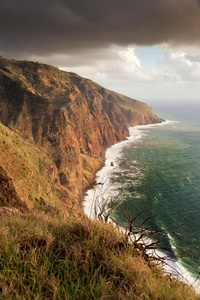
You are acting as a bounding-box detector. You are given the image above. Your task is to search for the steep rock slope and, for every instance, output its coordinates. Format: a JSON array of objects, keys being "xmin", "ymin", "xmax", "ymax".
[
  {"xmin": 0, "ymin": 121, "xmax": 70, "ymax": 213},
  {"xmin": 0, "ymin": 57, "xmax": 163, "ymax": 202}
]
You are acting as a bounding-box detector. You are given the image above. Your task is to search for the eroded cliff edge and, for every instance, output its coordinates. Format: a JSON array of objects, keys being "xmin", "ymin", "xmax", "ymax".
[{"xmin": 0, "ymin": 57, "xmax": 163, "ymax": 206}]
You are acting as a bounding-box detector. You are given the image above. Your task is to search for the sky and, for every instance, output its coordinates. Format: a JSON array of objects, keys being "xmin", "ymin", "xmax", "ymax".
[{"xmin": 0, "ymin": 0, "xmax": 200, "ymax": 110}]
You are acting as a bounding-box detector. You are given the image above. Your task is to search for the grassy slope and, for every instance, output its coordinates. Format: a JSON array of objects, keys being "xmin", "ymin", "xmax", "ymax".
[
  {"xmin": 0, "ymin": 211, "xmax": 199, "ymax": 300},
  {"xmin": 0, "ymin": 121, "xmax": 72, "ymax": 214}
]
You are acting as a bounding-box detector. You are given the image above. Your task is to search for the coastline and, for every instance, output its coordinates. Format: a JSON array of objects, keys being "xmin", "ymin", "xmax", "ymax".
[
  {"xmin": 79, "ymin": 147, "xmax": 107, "ymax": 210},
  {"xmin": 82, "ymin": 120, "xmax": 200, "ymax": 293},
  {"xmin": 83, "ymin": 121, "xmax": 168, "ymax": 218}
]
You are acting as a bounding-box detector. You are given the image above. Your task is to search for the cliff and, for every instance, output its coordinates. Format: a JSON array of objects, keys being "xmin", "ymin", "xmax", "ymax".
[{"xmin": 0, "ymin": 56, "xmax": 163, "ymax": 205}]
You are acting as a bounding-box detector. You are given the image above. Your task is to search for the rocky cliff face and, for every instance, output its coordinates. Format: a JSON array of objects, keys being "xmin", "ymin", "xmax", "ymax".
[{"xmin": 0, "ymin": 57, "xmax": 163, "ymax": 204}]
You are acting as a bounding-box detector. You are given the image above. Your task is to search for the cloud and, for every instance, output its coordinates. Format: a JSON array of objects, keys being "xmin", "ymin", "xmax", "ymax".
[
  {"xmin": 0, "ymin": 0, "xmax": 200, "ymax": 58},
  {"xmin": 159, "ymin": 51, "xmax": 200, "ymax": 82},
  {"xmin": 59, "ymin": 46, "xmax": 200, "ymax": 104},
  {"xmin": 99, "ymin": 46, "xmax": 152, "ymax": 81},
  {"xmin": 57, "ymin": 46, "xmax": 151, "ymax": 82}
]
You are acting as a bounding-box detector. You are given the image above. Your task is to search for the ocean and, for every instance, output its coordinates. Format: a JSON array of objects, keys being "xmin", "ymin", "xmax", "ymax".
[{"xmin": 83, "ymin": 110, "xmax": 200, "ymax": 290}]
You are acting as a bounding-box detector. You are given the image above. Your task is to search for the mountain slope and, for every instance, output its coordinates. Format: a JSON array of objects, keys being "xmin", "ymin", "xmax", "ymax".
[
  {"xmin": 0, "ymin": 57, "xmax": 163, "ymax": 203},
  {"xmin": 1, "ymin": 57, "xmax": 199, "ymax": 300},
  {"xmin": 0, "ymin": 120, "xmax": 73, "ymax": 215}
]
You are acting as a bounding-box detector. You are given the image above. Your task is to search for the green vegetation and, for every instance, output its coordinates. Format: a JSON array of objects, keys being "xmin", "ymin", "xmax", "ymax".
[
  {"xmin": 0, "ymin": 211, "xmax": 199, "ymax": 300},
  {"xmin": 0, "ymin": 166, "xmax": 27, "ymax": 211},
  {"xmin": 39, "ymin": 157, "xmax": 45, "ymax": 176},
  {"xmin": 0, "ymin": 121, "xmax": 66, "ymax": 211}
]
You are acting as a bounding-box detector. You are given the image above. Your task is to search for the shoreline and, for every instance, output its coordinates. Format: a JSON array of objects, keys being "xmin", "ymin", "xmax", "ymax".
[
  {"xmin": 82, "ymin": 120, "xmax": 200, "ymax": 293},
  {"xmin": 83, "ymin": 120, "xmax": 169, "ymax": 218},
  {"xmin": 80, "ymin": 119, "xmax": 166, "ymax": 211},
  {"xmin": 79, "ymin": 147, "xmax": 107, "ymax": 210}
]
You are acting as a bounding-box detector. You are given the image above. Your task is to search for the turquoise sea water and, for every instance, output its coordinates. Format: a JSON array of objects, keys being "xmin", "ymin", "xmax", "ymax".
[{"xmin": 110, "ymin": 118, "xmax": 200, "ymax": 278}]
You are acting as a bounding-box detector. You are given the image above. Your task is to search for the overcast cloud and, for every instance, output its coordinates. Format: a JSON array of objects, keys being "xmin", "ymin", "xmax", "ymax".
[{"xmin": 1, "ymin": 0, "xmax": 200, "ymax": 57}]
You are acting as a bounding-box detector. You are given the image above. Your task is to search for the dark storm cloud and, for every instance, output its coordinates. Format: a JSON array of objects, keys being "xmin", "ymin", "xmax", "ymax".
[{"xmin": 0, "ymin": 0, "xmax": 200, "ymax": 57}]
